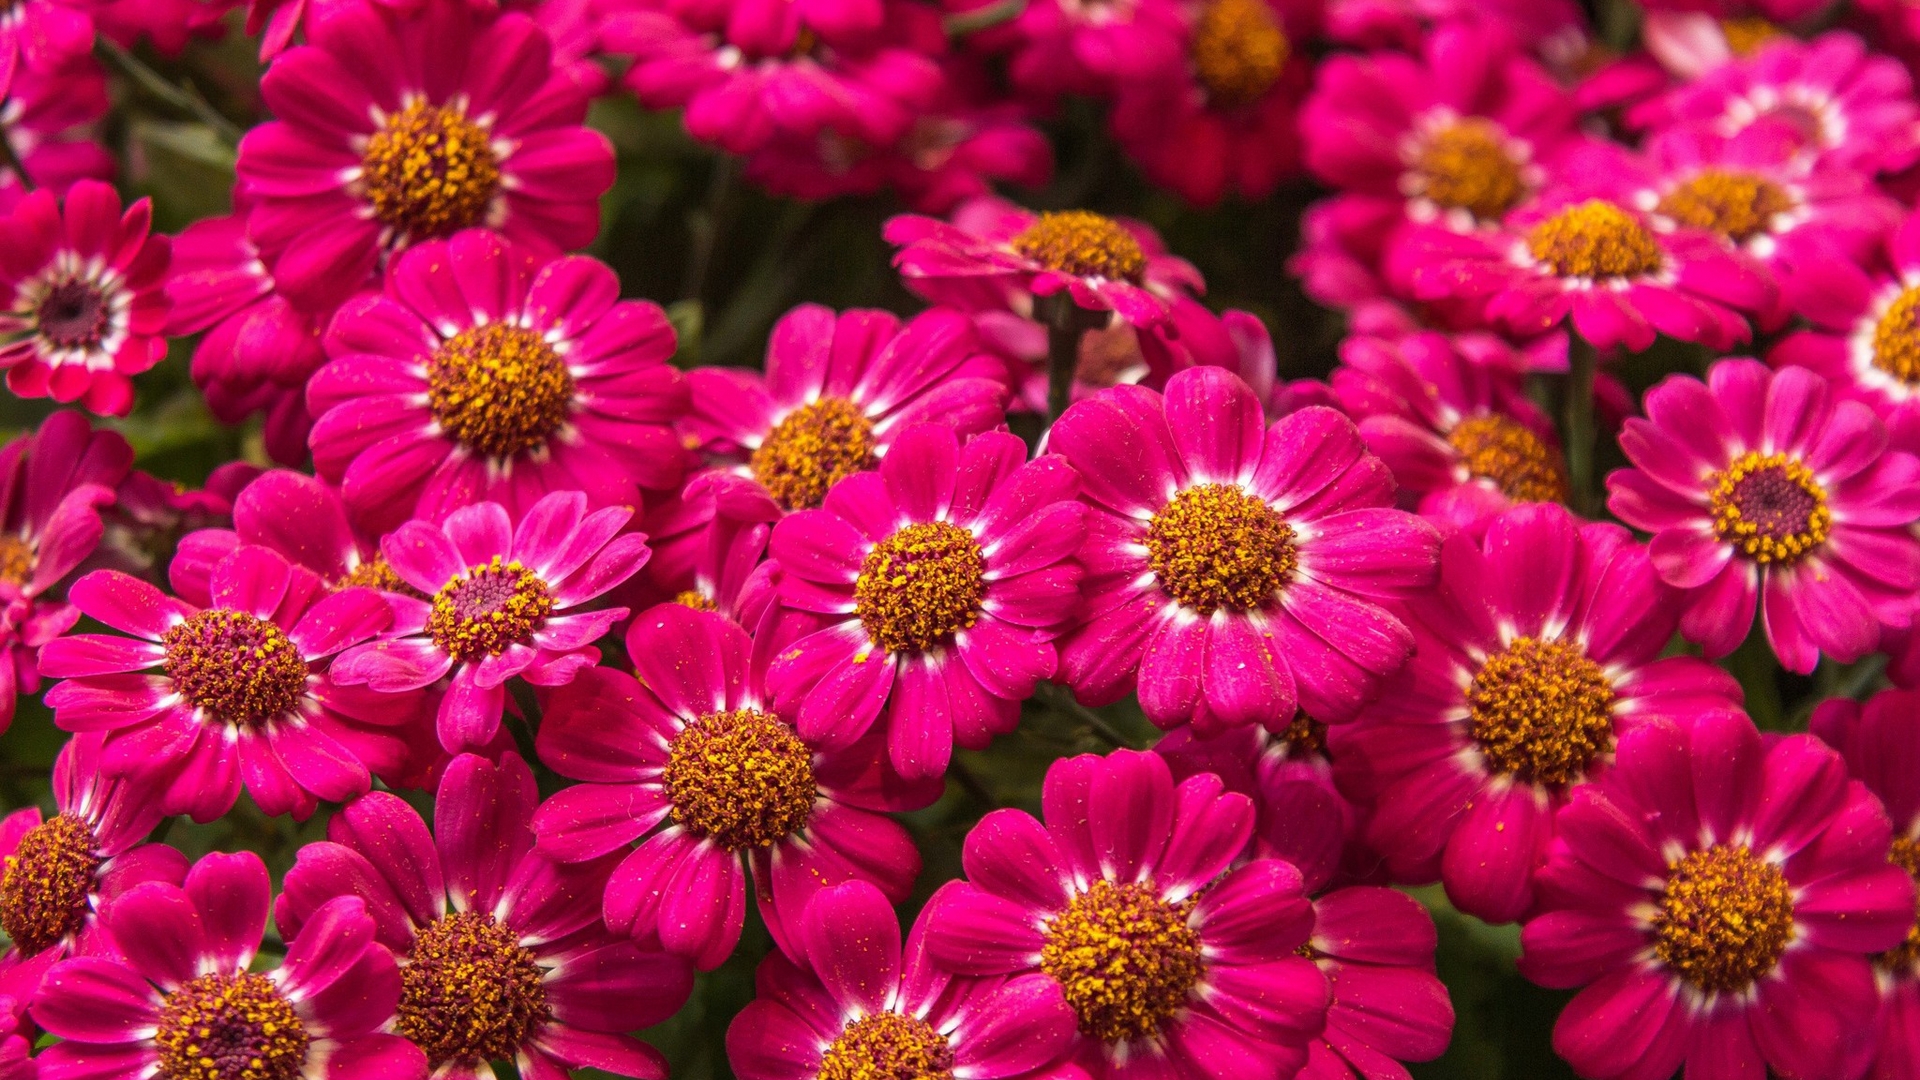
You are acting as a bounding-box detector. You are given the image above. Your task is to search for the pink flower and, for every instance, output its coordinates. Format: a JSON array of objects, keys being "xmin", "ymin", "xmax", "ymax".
[
  {"xmin": 0, "ymin": 58, "xmax": 115, "ymax": 215},
  {"xmin": 765, "ymin": 424, "xmax": 1086, "ymax": 779},
  {"xmin": 0, "ymin": 0, "xmax": 92, "ymax": 102},
  {"xmin": 531, "ymin": 605, "xmax": 935, "ymax": 971},
  {"xmin": 236, "ymin": 0, "xmax": 614, "ymax": 309},
  {"xmin": 310, "ymin": 228, "xmax": 688, "ymax": 534},
  {"xmin": 947, "ymin": 0, "xmax": 1185, "ymax": 99},
  {"xmin": 1299, "ymin": 887, "xmax": 1454, "ymax": 1080},
  {"xmin": 39, "ymin": 544, "xmax": 408, "ymax": 822},
  {"xmin": 922, "ymin": 749, "xmax": 1331, "ymax": 1078},
  {"xmin": 278, "ymin": 752, "xmax": 691, "ymax": 1080},
  {"xmin": 684, "ymin": 304, "xmax": 1006, "ymax": 514},
  {"xmin": 725, "ymin": 881, "xmax": 1077, "ymax": 1080},
  {"xmin": 0, "ymin": 181, "xmax": 170, "ymax": 415},
  {"xmin": 628, "ymin": 472, "xmax": 780, "ymax": 626},
  {"xmin": 1518, "ymin": 712, "xmax": 1914, "ymax": 1080},
  {"xmin": 1607, "ymin": 359, "xmax": 1920, "ymax": 671},
  {"xmin": 331, "ymin": 490, "xmax": 648, "ymax": 753},
  {"xmin": 29, "ymin": 851, "xmax": 427, "ymax": 1080},
  {"xmin": 1051, "ymin": 367, "xmax": 1441, "ymax": 732},
  {"xmin": 169, "ymin": 471, "xmax": 392, "ymax": 604},
  {"xmin": 1331, "ymin": 503, "xmax": 1745, "ymax": 922}
]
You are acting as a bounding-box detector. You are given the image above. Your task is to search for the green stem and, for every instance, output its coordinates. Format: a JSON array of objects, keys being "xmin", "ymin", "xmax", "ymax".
[
  {"xmin": 1038, "ymin": 682, "xmax": 1135, "ymax": 750},
  {"xmin": 1563, "ymin": 338, "xmax": 1598, "ymax": 517},
  {"xmin": 1043, "ymin": 297, "xmax": 1102, "ymax": 422},
  {"xmin": 95, "ymin": 38, "xmax": 244, "ymax": 145}
]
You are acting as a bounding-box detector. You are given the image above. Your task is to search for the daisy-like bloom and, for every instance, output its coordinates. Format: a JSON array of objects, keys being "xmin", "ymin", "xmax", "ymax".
[
  {"xmin": 310, "ymin": 228, "xmax": 688, "ymax": 533},
  {"xmin": 39, "ymin": 543, "xmax": 406, "ymax": 823},
  {"xmin": 532, "ymin": 605, "xmax": 933, "ymax": 971},
  {"xmin": 1331, "ymin": 331, "xmax": 1569, "ymax": 538},
  {"xmin": 628, "ymin": 471, "xmax": 780, "ymax": 626},
  {"xmin": 885, "ymin": 195, "xmax": 1205, "ymax": 327},
  {"xmin": 0, "ymin": 0, "xmax": 92, "ymax": 101},
  {"xmin": 0, "ymin": 993, "xmax": 29, "ymax": 1080},
  {"xmin": 945, "ymin": 0, "xmax": 1186, "ymax": 100},
  {"xmin": 168, "ymin": 471, "xmax": 397, "ymax": 602},
  {"xmin": 726, "ymin": 880, "xmax": 1078, "ymax": 1080},
  {"xmin": 30, "ymin": 851, "xmax": 427, "ymax": 1080},
  {"xmin": 1108, "ymin": 0, "xmax": 1316, "ymax": 206},
  {"xmin": 1052, "ymin": 367, "xmax": 1441, "ymax": 732},
  {"xmin": 1607, "ymin": 359, "xmax": 1920, "ymax": 672},
  {"xmin": 922, "ymin": 749, "xmax": 1331, "ymax": 1079},
  {"xmin": 1518, "ymin": 711, "xmax": 1916, "ymax": 1080},
  {"xmin": 0, "ymin": 180, "xmax": 171, "ymax": 415},
  {"xmin": 331, "ymin": 491, "xmax": 646, "ymax": 753},
  {"xmin": 0, "ymin": 734, "xmax": 186, "ymax": 1000},
  {"xmin": 236, "ymin": 0, "xmax": 615, "ymax": 310},
  {"xmin": 764, "ymin": 424, "xmax": 1086, "ymax": 778},
  {"xmin": 684, "ymin": 304, "xmax": 1006, "ymax": 515},
  {"xmin": 1330, "ymin": 504, "xmax": 1747, "ymax": 923},
  {"xmin": 1297, "ymin": 887, "xmax": 1453, "ymax": 1080},
  {"xmin": 0, "ymin": 58, "xmax": 116, "ymax": 214},
  {"xmin": 278, "ymin": 753, "xmax": 693, "ymax": 1080}
]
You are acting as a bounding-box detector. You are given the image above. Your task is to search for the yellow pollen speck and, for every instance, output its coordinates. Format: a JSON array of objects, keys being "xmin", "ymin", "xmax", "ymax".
[
  {"xmin": 427, "ymin": 323, "xmax": 574, "ymax": 460},
  {"xmin": 1011, "ymin": 211, "xmax": 1148, "ymax": 283},
  {"xmin": 0, "ymin": 535, "xmax": 34, "ymax": 587},
  {"xmin": 750, "ymin": 397, "xmax": 878, "ymax": 511},
  {"xmin": 854, "ymin": 521, "xmax": 985, "ymax": 655},
  {"xmin": 1190, "ymin": 0, "xmax": 1288, "ymax": 110},
  {"xmin": 0, "ymin": 813, "xmax": 100, "ymax": 957},
  {"xmin": 398, "ymin": 911, "xmax": 549, "ymax": 1068},
  {"xmin": 817, "ymin": 1012, "xmax": 955, "ymax": 1080},
  {"xmin": 1526, "ymin": 200, "xmax": 1663, "ymax": 279},
  {"xmin": 1653, "ymin": 844, "xmax": 1795, "ymax": 993},
  {"xmin": 1719, "ymin": 16, "xmax": 1778, "ymax": 55},
  {"xmin": 1708, "ymin": 450, "xmax": 1831, "ymax": 564},
  {"xmin": 1447, "ymin": 414, "xmax": 1569, "ymax": 504},
  {"xmin": 155, "ymin": 972, "xmax": 309, "ymax": 1080},
  {"xmin": 361, "ymin": 100, "xmax": 501, "ymax": 240},
  {"xmin": 1877, "ymin": 836, "xmax": 1920, "ymax": 974},
  {"xmin": 1041, "ymin": 880, "xmax": 1204, "ymax": 1043},
  {"xmin": 163, "ymin": 610, "xmax": 309, "ymax": 728},
  {"xmin": 1278, "ymin": 710, "xmax": 1326, "ymax": 757},
  {"xmin": 1146, "ymin": 483, "xmax": 1296, "ymax": 615},
  {"xmin": 1657, "ymin": 169, "xmax": 1794, "ymax": 244},
  {"xmin": 1413, "ymin": 118, "xmax": 1528, "ymax": 221},
  {"xmin": 426, "ymin": 557, "xmax": 555, "ymax": 661},
  {"xmin": 336, "ymin": 555, "xmax": 423, "ymax": 598},
  {"xmin": 673, "ymin": 590, "xmax": 717, "ymax": 612},
  {"xmin": 663, "ymin": 707, "xmax": 816, "ymax": 850},
  {"xmin": 1468, "ymin": 636, "xmax": 1614, "ymax": 786},
  {"xmin": 1872, "ymin": 285, "xmax": 1920, "ymax": 385}
]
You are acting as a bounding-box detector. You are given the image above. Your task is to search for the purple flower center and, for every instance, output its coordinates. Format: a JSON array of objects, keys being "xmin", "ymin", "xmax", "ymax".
[
  {"xmin": 750, "ymin": 396, "xmax": 878, "ymax": 511},
  {"xmin": 1656, "ymin": 169, "xmax": 1793, "ymax": 244},
  {"xmin": 1041, "ymin": 879, "xmax": 1204, "ymax": 1043},
  {"xmin": 854, "ymin": 521, "xmax": 985, "ymax": 655},
  {"xmin": 35, "ymin": 278, "xmax": 111, "ymax": 349},
  {"xmin": 664, "ymin": 707, "xmax": 816, "ymax": 850},
  {"xmin": 162, "ymin": 609, "xmax": 309, "ymax": 728},
  {"xmin": 155, "ymin": 972, "xmax": 309, "ymax": 1080},
  {"xmin": 819, "ymin": 1013, "xmax": 955, "ymax": 1080},
  {"xmin": 1652, "ymin": 844, "xmax": 1794, "ymax": 993},
  {"xmin": 1190, "ymin": 0, "xmax": 1287, "ymax": 110},
  {"xmin": 0, "ymin": 813, "xmax": 100, "ymax": 957},
  {"xmin": 1411, "ymin": 118, "xmax": 1527, "ymax": 222},
  {"xmin": 427, "ymin": 324, "xmax": 575, "ymax": 460},
  {"xmin": 1010, "ymin": 211, "xmax": 1147, "ymax": 283},
  {"xmin": 360, "ymin": 99, "xmax": 501, "ymax": 240},
  {"xmin": 426, "ymin": 557, "xmax": 556, "ymax": 661},
  {"xmin": 1707, "ymin": 450, "xmax": 1830, "ymax": 564},
  {"xmin": 1146, "ymin": 483, "xmax": 1297, "ymax": 616},
  {"xmin": 1446, "ymin": 415, "xmax": 1568, "ymax": 504},
  {"xmin": 398, "ymin": 911, "xmax": 549, "ymax": 1068},
  {"xmin": 1871, "ymin": 285, "xmax": 1920, "ymax": 384},
  {"xmin": 1877, "ymin": 836, "xmax": 1920, "ymax": 974},
  {"xmin": 1525, "ymin": 200, "xmax": 1663, "ymax": 280},
  {"xmin": 1467, "ymin": 636, "xmax": 1615, "ymax": 786}
]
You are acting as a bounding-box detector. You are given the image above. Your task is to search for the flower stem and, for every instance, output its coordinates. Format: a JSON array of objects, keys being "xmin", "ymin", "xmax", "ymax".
[
  {"xmin": 1563, "ymin": 337, "xmax": 1598, "ymax": 517},
  {"xmin": 1043, "ymin": 296, "xmax": 1102, "ymax": 421},
  {"xmin": 95, "ymin": 38, "xmax": 244, "ymax": 145}
]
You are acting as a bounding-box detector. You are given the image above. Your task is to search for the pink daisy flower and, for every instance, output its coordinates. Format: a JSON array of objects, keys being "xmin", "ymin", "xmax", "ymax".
[
  {"xmin": 764, "ymin": 424, "xmax": 1087, "ymax": 779},
  {"xmin": 169, "ymin": 471, "xmax": 394, "ymax": 605},
  {"xmin": 1518, "ymin": 711, "xmax": 1915, "ymax": 1080},
  {"xmin": 278, "ymin": 752, "xmax": 692, "ymax": 1080},
  {"xmin": 884, "ymin": 195, "xmax": 1205, "ymax": 327},
  {"xmin": 942, "ymin": 0, "xmax": 1185, "ymax": 99},
  {"xmin": 922, "ymin": 749, "xmax": 1331, "ymax": 1079},
  {"xmin": 1298, "ymin": 887, "xmax": 1454, "ymax": 1080},
  {"xmin": 1331, "ymin": 503, "xmax": 1746, "ymax": 923},
  {"xmin": 38, "ymin": 543, "xmax": 407, "ymax": 823},
  {"xmin": 309, "ymin": 228, "xmax": 688, "ymax": 534},
  {"xmin": 627, "ymin": 471, "xmax": 780, "ymax": 626},
  {"xmin": 0, "ymin": 180, "xmax": 171, "ymax": 416},
  {"xmin": 236, "ymin": 0, "xmax": 615, "ymax": 310},
  {"xmin": 0, "ymin": 0, "xmax": 92, "ymax": 102},
  {"xmin": 1051, "ymin": 366, "xmax": 1441, "ymax": 733},
  {"xmin": 725, "ymin": 880, "xmax": 1078, "ymax": 1080},
  {"xmin": 531, "ymin": 605, "xmax": 935, "ymax": 972},
  {"xmin": 0, "ymin": 58, "xmax": 116, "ymax": 215},
  {"xmin": 331, "ymin": 490, "xmax": 647, "ymax": 754},
  {"xmin": 29, "ymin": 851, "xmax": 427, "ymax": 1080},
  {"xmin": 1607, "ymin": 359, "xmax": 1920, "ymax": 672},
  {"xmin": 684, "ymin": 304, "xmax": 1006, "ymax": 514},
  {"xmin": 0, "ymin": 994, "xmax": 28, "ymax": 1080}
]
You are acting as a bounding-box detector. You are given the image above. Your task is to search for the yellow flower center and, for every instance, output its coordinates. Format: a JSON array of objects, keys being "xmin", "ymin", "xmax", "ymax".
[
  {"xmin": 818, "ymin": 1013, "xmax": 955, "ymax": 1080},
  {"xmin": 1719, "ymin": 16, "xmax": 1779, "ymax": 55},
  {"xmin": 397, "ymin": 911, "xmax": 550, "ymax": 1068},
  {"xmin": 1190, "ymin": 0, "xmax": 1288, "ymax": 110},
  {"xmin": 1872, "ymin": 285, "xmax": 1920, "ymax": 385},
  {"xmin": 0, "ymin": 534, "xmax": 34, "ymax": 586},
  {"xmin": 1878, "ymin": 836, "xmax": 1920, "ymax": 974},
  {"xmin": 1011, "ymin": 211, "xmax": 1148, "ymax": 283},
  {"xmin": 1526, "ymin": 200, "xmax": 1664, "ymax": 279},
  {"xmin": 673, "ymin": 590, "xmax": 717, "ymax": 612},
  {"xmin": 1446, "ymin": 414, "xmax": 1570, "ymax": 504},
  {"xmin": 427, "ymin": 323, "xmax": 575, "ymax": 461},
  {"xmin": 1041, "ymin": 880, "xmax": 1204, "ymax": 1043},
  {"xmin": 1413, "ymin": 118, "xmax": 1528, "ymax": 222},
  {"xmin": 336, "ymin": 555, "xmax": 424, "ymax": 598},
  {"xmin": 154, "ymin": 972, "xmax": 310, "ymax": 1080},
  {"xmin": 361, "ymin": 100, "xmax": 502, "ymax": 241},
  {"xmin": 1653, "ymin": 844, "xmax": 1795, "ymax": 993},
  {"xmin": 426, "ymin": 557, "xmax": 555, "ymax": 661},
  {"xmin": 1278, "ymin": 710, "xmax": 1326, "ymax": 757},
  {"xmin": 663, "ymin": 707, "xmax": 817, "ymax": 850},
  {"xmin": 1468, "ymin": 636, "xmax": 1615, "ymax": 786},
  {"xmin": 854, "ymin": 521, "xmax": 985, "ymax": 655},
  {"xmin": 1708, "ymin": 451, "xmax": 1831, "ymax": 564},
  {"xmin": 0, "ymin": 813, "xmax": 100, "ymax": 957},
  {"xmin": 163, "ymin": 610, "xmax": 309, "ymax": 728},
  {"xmin": 1146, "ymin": 483, "xmax": 1296, "ymax": 616},
  {"xmin": 750, "ymin": 397, "xmax": 879, "ymax": 511},
  {"xmin": 1656, "ymin": 170, "xmax": 1794, "ymax": 244}
]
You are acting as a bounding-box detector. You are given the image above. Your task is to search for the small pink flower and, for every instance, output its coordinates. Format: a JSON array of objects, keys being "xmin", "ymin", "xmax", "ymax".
[
  {"xmin": 1299, "ymin": 887, "xmax": 1454, "ymax": 1079},
  {"xmin": 0, "ymin": 58, "xmax": 115, "ymax": 215},
  {"xmin": 0, "ymin": 0, "xmax": 92, "ymax": 101},
  {"xmin": 169, "ymin": 471, "xmax": 389, "ymax": 604},
  {"xmin": 948, "ymin": 0, "xmax": 1186, "ymax": 100},
  {"xmin": 628, "ymin": 471, "xmax": 781, "ymax": 627}
]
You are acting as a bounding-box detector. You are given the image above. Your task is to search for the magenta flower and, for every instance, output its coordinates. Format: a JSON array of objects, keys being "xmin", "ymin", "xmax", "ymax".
[
  {"xmin": 310, "ymin": 228, "xmax": 688, "ymax": 533},
  {"xmin": 0, "ymin": 58, "xmax": 115, "ymax": 214},
  {"xmin": 39, "ymin": 544, "xmax": 406, "ymax": 822},
  {"xmin": 1519, "ymin": 711, "xmax": 1915, "ymax": 1080},
  {"xmin": 1052, "ymin": 367, "xmax": 1441, "ymax": 732},
  {"xmin": 951, "ymin": 0, "xmax": 1184, "ymax": 100},
  {"xmin": 331, "ymin": 491, "xmax": 647, "ymax": 753},
  {"xmin": 1608, "ymin": 359, "xmax": 1920, "ymax": 672},
  {"xmin": 1300, "ymin": 887, "xmax": 1454, "ymax": 1080},
  {"xmin": 922, "ymin": 749, "xmax": 1331, "ymax": 1078},
  {"xmin": 0, "ymin": 0, "xmax": 91, "ymax": 102},
  {"xmin": 0, "ymin": 180, "xmax": 170, "ymax": 415},
  {"xmin": 765, "ymin": 424, "xmax": 1086, "ymax": 779},
  {"xmin": 532, "ymin": 605, "xmax": 934, "ymax": 971},
  {"xmin": 629, "ymin": 471, "xmax": 780, "ymax": 627},
  {"xmin": 169, "ymin": 470, "xmax": 391, "ymax": 604},
  {"xmin": 1332, "ymin": 504, "xmax": 1745, "ymax": 922},
  {"xmin": 684, "ymin": 304, "xmax": 1007, "ymax": 514},
  {"xmin": 30, "ymin": 851, "xmax": 427, "ymax": 1080},
  {"xmin": 726, "ymin": 880, "xmax": 1077, "ymax": 1080},
  {"xmin": 278, "ymin": 752, "xmax": 692, "ymax": 1080},
  {"xmin": 236, "ymin": 0, "xmax": 614, "ymax": 309}
]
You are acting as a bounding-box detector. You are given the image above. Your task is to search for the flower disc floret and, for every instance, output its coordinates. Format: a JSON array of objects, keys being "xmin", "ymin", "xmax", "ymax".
[
  {"xmin": 1447, "ymin": 415, "xmax": 1569, "ymax": 503},
  {"xmin": 1718, "ymin": 16, "xmax": 1778, "ymax": 55},
  {"xmin": 1708, "ymin": 451, "xmax": 1831, "ymax": 564},
  {"xmin": 154, "ymin": 972, "xmax": 310, "ymax": 1080},
  {"xmin": 1279, "ymin": 711, "xmax": 1326, "ymax": 756},
  {"xmin": 1657, "ymin": 170, "xmax": 1794, "ymax": 244},
  {"xmin": 1190, "ymin": 0, "xmax": 1288, "ymax": 110},
  {"xmin": 663, "ymin": 708, "xmax": 817, "ymax": 850},
  {"xmin": 1041, "ymin": 880, "xmax": 1205, "ymax": 1043},
  {"xmin": 1878, "ymin": 836, "xmax": 1920, "ymax": 973},
  {"xmin": 0, "ymin": 535, "xmax": 34, "ymax": 586},
  {"xmin": 1526, "ymin": 200, "xmax": 1664, "ymax": 280},
  {"xmin": 1652, "ymin": 844, "xmax": 1795, "ymax": 993},
  {"xmin": 336, "ymin": 556, "xmax": 421, "ymax": 598},
  {"xmin": 427, "ymin": 323, "xmax": 574, "ymax": 460},
  {"xmin": 34, "ymin": 279, "xmax": 111, "ymax": 349},
  {"xmin": 0, "ymin": 813, "xmax": 100, "ymax": 956},
  {"xmin": 162, "ymin": 610, "xmax": 309, "ymax": 728},
  {"xmin": 818, "ymin": 1013, "xmax": 956, "ymax": 1080},
  {"xmin": 1414, "ymin": 119, "xmax": 1527, "ymax": 221},
  {"xmin": 854, "ymin": 522, "xmax": 985, "ymax": 654},
  {"xmin": 1468, "ymin": 637, "xmax": 1614, "ymax": 786},
  {"xmin": 1146, "ymin": 483, "xmax": 1297, "ymax": 616},
  {"xmin": 1011, "ymin": 212, "xmax": 1148, "ymax": 283},
  {"xmin": 426, "ymin": 557, "xmax": 555, "ymax": 661},
  {"xmin": 398, "ymin": 911, "xmax": 550, "ymax": 1068},
  {"xmin": 749, "ymin": 397, "xmax": 878, "ymax": 511},
  {"xmin": 361, "ymin": 100, "xmax": 501, "ymax": 240},
  {"xmin": 1871, "ymin": 285, "xmax": 1920, "ymax": 384}
]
